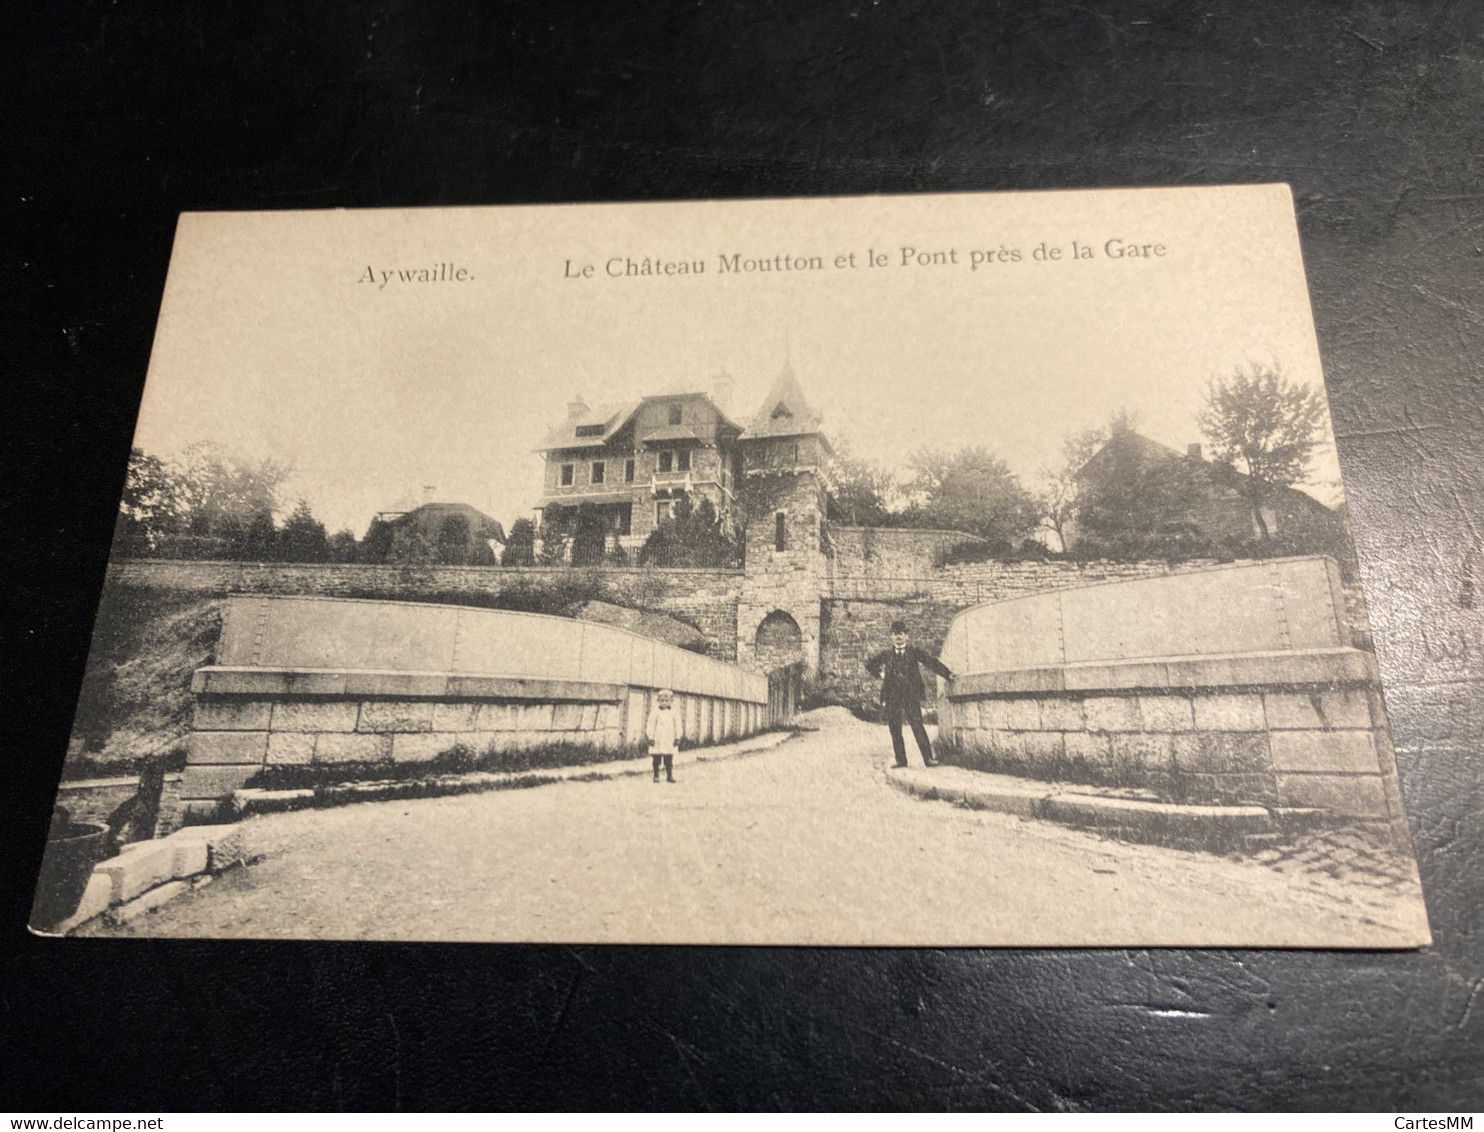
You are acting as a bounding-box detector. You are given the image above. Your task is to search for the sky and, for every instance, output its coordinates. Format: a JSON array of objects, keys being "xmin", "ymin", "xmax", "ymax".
[{"xmin": 131, "ymin": 186, "xmax": 1343, "ymax": 535}]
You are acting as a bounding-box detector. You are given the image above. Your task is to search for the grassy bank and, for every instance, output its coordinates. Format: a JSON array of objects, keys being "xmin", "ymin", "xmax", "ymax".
[{"xmin": 66, "ymin": 586, "xmax": 221, "ymax": 777}]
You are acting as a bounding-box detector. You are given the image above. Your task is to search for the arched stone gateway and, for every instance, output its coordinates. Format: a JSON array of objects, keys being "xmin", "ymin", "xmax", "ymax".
[{"xmin": 755, "ymin": 609, "xmax": 804, "ymax": 723}]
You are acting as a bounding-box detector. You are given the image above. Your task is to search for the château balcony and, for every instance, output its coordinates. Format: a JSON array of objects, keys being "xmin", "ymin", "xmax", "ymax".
[{"xmin": 649, "ymin": 470, "xmax": 694, "ymax": 492}]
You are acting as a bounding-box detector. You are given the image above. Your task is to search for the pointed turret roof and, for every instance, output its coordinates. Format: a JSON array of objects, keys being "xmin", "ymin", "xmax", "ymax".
[{"xmin": 739, "ymin": 360, "xmax": 825, "ymax": 441}]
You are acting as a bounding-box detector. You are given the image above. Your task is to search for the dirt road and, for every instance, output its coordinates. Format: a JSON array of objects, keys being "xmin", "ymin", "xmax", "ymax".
[{"xmin": 86, "ymin": 709, "xmax": 1429, "ymax": 946}]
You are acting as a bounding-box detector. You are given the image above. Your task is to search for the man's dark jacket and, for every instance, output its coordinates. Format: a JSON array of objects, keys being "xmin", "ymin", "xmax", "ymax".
[{"xmin": 865, "ymin": 646, "xmax": 953, "ymax": 707}]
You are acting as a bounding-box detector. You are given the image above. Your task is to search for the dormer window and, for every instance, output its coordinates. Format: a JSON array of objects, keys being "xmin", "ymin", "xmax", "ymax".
[
  {"xmin": 771, "ymin": 402, "xmax": 792, "ymax": 420},
  {"xmin": 668, "ymin": 404, "xmax": 683, "ymax": 425},
  {"xmin": 575, "ymin": 423, "xmax": 604, "ymax": 438}
]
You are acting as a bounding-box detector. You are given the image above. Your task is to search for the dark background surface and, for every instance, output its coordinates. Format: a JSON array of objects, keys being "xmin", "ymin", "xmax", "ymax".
[{"xmin": 4, "ymin": 0, "xmax": 1483, "ymax": 1111}]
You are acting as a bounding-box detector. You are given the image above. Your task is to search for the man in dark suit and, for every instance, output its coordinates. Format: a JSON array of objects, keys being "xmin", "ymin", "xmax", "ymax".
[{"xmin": 865, "ymin": 620, "xmax": 954, "ymax": 768}]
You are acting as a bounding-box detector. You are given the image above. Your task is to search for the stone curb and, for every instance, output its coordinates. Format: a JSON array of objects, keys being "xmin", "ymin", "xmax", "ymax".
[
  {"xmin": 36, "ymin": 824, "xmax": 254, "ymax": 936},
  {"xmin": 223, "ymin": 729, "xmax": 799, "ymax": 819},
  {"xmin": 886, "ymin": 767, "xmax": 1320, "ymax": 850}
]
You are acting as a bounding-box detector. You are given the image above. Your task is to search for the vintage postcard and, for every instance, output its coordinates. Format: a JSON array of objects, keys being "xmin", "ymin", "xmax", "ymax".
[{"xmin": 32, "ymin": 185, "xmax": 1430, "ymax": 946}]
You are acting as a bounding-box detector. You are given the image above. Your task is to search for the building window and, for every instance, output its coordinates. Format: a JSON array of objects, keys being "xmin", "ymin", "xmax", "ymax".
[
  {"xmin": 560, "ymin": 463, "xmax": 574, "ymax": 486},
  {"xmin": 624, "ymin": 458, "xmax": 635, "ymax": 483},
  {"xmin": 575, "ymin": 424, "xmax": 604, "ymax": 438},
  {"xmin": 590, "ymin": 460, "xmax": 605, "ymax": 485},
  {"xmin": 659, "ymin": 450, "xmax": 674, "ymax": 473},
  {"xmin": 775, "ymin": 512, "xmax": 787, "ymax": 552},
  {"xmin": 677, "ymin": 449, "xmax": 692, "ymax": 472},
  {"xmin": 668, "ymin": 403, "xmax": 683, "ymax": 425}
]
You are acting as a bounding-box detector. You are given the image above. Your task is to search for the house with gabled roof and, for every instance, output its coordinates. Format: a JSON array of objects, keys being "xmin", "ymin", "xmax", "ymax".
[
  {"xmin": 534, "ymin": 373, "xmax": 747, "ymax": 552},
  {"xmin": 1064, "ymin": 427, "xmax": 1340, "ymax": 551},
  {"xmin": 533, "ymin": 361, "xmax": 842, "ymax": 560}
]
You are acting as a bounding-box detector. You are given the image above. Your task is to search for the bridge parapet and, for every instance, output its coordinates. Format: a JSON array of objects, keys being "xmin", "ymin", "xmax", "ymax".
[
  {"xmin": 937, "ymin": 557, "xmax": 1405, "ymax": 820},
  {"xmin": 181, "ymin": 596, "xmax": 768, "ymax": 820}
]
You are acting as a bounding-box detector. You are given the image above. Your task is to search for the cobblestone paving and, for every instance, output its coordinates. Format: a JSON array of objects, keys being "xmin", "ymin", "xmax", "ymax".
[{"xmin": 1251, "ymin": 824, "xmax": 1422, "ymax": 893}]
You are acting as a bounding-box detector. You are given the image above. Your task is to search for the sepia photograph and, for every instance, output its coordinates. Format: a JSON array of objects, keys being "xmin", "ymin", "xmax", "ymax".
[{"xmin": 30, "ymin": 184, "xmax": 1429, "ymax": 946}]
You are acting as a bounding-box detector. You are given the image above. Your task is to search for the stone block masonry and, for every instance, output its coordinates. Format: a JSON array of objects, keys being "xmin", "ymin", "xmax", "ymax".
[
  {"xmin": 944, "ymin": 685, "xmax": 1396, "ymax": 815},
  {"xmin": 108, "ymin": 559, "xmax": 746, "ymax": 661},
  {"xmin": 179, "ymin": 595, "xmax": 769, "ymax": 818},
  {"xmin": 37, "ymin": 824, "xmax": 250, "ymax": 934},
  {"xmin": 937, "ymin": 558, "xmax": 1407, "ymax": 822},
  {"xmin": 817, "ymin": 599, "xmax": 962, "ymax": 714},
  {"xmin": 106, "ymin": 551, "xmax": 1372, "ymax": 693}
]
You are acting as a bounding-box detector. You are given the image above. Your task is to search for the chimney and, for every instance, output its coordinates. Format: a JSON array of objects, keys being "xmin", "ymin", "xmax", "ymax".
[
  {"xmin": 712, "ymin": 371, "xmax": 734, "ymax": 412},
  {"xmin": 422, "ymin": 484, "xmax": 436, "ymax": 504},
  {"xmin": 1186, "ymin": 443, "xmax": 1203, "ymax": 460},
  {"xmin": 567, "ymin": 394, "xmax": 589, "ymax": 421}
]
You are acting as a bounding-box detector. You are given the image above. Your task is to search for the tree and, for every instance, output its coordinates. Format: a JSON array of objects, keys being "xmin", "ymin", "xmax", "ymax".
[
  {"xmin": 568, "ymin": 505, "xmax": 611, "ymax": 567},
  {"xmin": 119, "ymin": 447, "xmax": 179, "ymax": 526},
  {"xmin": 1198, "ymin": 363, "xmax": 1326, "ymax": 538},
  {"xmin": 826, "ymin": 442, "xmax": 897, "ymax": 526},
  {"xmin": 1038, "ymin": 424, "xmax": 1109, "ymax": 551},
  {"xmin": 387, "ymin": 525, "xmax": 438, "ymax": 565},
  {"xmin": 172, "ymin": 440, "xmax": 293, "ymax": 535},
  {"xmin": 903, "ymin": 446, "xmax": 1040, "ymax": 544},
  {"xmin": 502, "ymin": 518, "xmax": 536, "ymax": 566},
  {"xmin": 537, "ymin": 504, "xmax": 578, "ymax": 565},
  {"xmin": 327, "ymin": 529, "xmax": 359, "ymax": 563},
  {"xmin": 238, "ymin": 508, "xmax": 280, "ymax": 561},
  {"xmin": 278, "ymin": 499, "xmax": 330, "ymax": 562},
  {"xmin": 436, "ymin": 513, "xmax": 472, "ymax": 565},
  {"xmin": 114, "ymin": 442, "xmax": 298, "ymax": 558},
  {"xmin": 359, "ymin": 517, "xmax": 395, "ymax": 564},
  {"xmin": 113, "ymin": 448, "xmax": 181, "ymax": 555}
]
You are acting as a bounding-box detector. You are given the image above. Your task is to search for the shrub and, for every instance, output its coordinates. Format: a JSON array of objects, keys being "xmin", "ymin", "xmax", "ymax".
[
  {"xmin": 935, "ymin": 539, "xmax": 1010, "ymax": 567},
  {"xmin": 1069, "ymin": 526, "xmax": 1213, "ymax": 564},
  {"xmin": 501, "ymin": 518, "xmax": 536, "ymax": 566},
  {"xmin": 146, "ymin": 534, "xmax": 235, "ymax": 560},
  {"xmin": 639, "ymin": 497, "xmax": 741, "ymax": 568}
]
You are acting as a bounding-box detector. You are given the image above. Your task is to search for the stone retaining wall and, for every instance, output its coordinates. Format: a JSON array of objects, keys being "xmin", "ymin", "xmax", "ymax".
[
  {"xmin": 816, "ymin": 599, "xmax": 961, "ymax": 714},
  {"xmin": 938, "ymin": 557, "xmax": 1404, "ymax": 819},
  {"xmin": 109, "ymin": 555, "xmax": 1373, "ymax": 694},
  {"xmin": 825, "ymin": 527, "xmax": 984, "ymax": 579},
  {"xmin": 825, "ymin": 547, "xmax": 1215, "ymax": 604},
  {"xmin": 108, "ymin": 560, "xmax": 746, "ymax": 660}
]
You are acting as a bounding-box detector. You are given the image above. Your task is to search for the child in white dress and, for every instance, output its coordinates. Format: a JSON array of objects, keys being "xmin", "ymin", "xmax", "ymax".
[{"xmin": 645, "ymin": 688, "xmax": 679, "ymax": 783}]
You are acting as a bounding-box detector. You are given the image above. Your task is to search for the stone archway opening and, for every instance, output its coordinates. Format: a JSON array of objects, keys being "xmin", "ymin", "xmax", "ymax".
[{"xmin": 755, "ymin": 610, "xmax": 805, "ymax": 723}]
